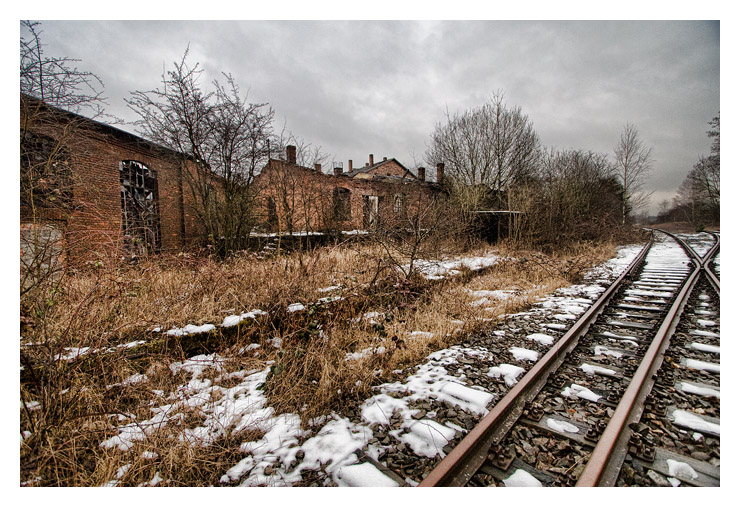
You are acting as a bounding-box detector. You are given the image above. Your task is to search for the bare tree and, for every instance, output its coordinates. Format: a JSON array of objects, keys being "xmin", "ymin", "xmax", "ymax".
[
  {"xmin": 425, "ymin": 91, "xmax": 540, "ymax": 213},
  {"xmin": 613, "ymin": 123, "xmax": 653, "ymax": 225},
  {"xmin": 654, "ymin": 114, "xmax": 719, "ymax": 228},
  {"xmin": 511, "ymin": 149, "xmax": 622, "ymax": 246},
  {"xmin": 20, "ymin": 21, "xmax": 110, "ymax": 118},
  {"xmin": 20, "ymin": 21, "xmax": 112, "ymax": 293},
  {"xmin": 127, "ymin": 49, "xmax": 274, "ymax": 256},
  {"xmin": 368, "ymin": 184, "xmax": 466, "ymax": 280},
  {"xmin": 693, "ymin": 113, "xmax": 720, "ymax": 215},
  {"xmin": 257, "ymin": 132, "xmax": 337, "ymax": 251}
]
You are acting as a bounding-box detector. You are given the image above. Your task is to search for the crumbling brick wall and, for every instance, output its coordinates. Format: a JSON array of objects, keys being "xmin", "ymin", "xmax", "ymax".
[
  {"xmin": 254, "ymin": 148, "xmax": 442, "ymax": 234},
  {"xmin": 20, "ymin": 96, "xmax": 204, "ymax": 264}
]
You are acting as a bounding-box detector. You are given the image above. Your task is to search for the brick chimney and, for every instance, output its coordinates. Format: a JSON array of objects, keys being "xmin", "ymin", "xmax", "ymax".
[
  {"xmin": 436, "ymin": 163, "xmax": 445, "ymax": 184},
  {"xmin": 369, "ymin": 154, "xmax": 374, "ymax": 166},
  {"xmin": 334, "ymin": 166, "xmax": 343, "ymax": 177},
  {"xmin": 314, "ymin": 163, "xmax": 322, "ymax": 172},
  {"xmin": 417, "ymin": 167, "xmax": 426, "ymax": 181},
  {"xmin": 383, "ymin": 157, "xmax": 387, "ymax": 161},
  {"xmin": 286, "ymin": 145, "xmax": 297, "ymax": 164},
  {"xmin": 348, "ymin": 160, "xmax": 353, "ymax": 173}
]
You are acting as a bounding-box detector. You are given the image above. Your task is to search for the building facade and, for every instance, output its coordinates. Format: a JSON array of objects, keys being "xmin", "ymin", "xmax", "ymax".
[
  {"xmin": 20, "ymin": 94, "xmax": 204, "ymax": 266},
  {"xmin": 20, "ymin": 95, "xmax": 448, "ymax": 270},
  {"xmin": 254, "ymin": 146, "xmax": 446, "ymax": 234}
]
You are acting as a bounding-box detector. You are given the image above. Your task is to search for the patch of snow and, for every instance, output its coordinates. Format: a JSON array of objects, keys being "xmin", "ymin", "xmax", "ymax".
[
  {"xmin": 166, "ymin": 324, "xmax": 216, "ymax": 337},
  {"xmin": 345, "ymin": 346, "xmax": 386, "ymax": 361},
  {"xmin": 221, "ymin": 309, "xmax": 266, "ymax": 328},
  {"xmin": 553, "ymin": 313, "xmax": 576, "ymax": 321},
  {"xmin": 287, "ymin": 303, "xmax": 305, "ymax": 313},
  {"xmin": 580, "ymin": 363, "xmax": 616, "ymax": 376},
  {"xmin": 115, "ymin": 340, "xmax": 147, "ymax": 350},
  {"xmin": 542, "ymin": 323, "xmax": 567, "ymax": 330},
  {"xmin": 334, "ymin": 462, "xmax": 399, "ymax": 487},
  {"xmin": 509, "ymin": 347, "xmax": 538, "ymax": 362},
  {"xmin": 689, "ymin": 329, "xmax": 720, "ymax": 338},
  {"xmin": 503, "ymin": 469, "xmax": 542, "ymax": 487},
  {"xmin": 671, "ymin": 409, "xmax": 720, "ymax": 436},
  {"xmin": 562, "ymin": 383, "xmax": 601, "ymax": 402},
  {"xmin": 317, "ymin": 296, "xmax": 344, "ymax": 304},
  {"xmin": 317, "ymin": 285, "xmax": 342, "ymax": 293},
  {"xmin": 238, "ymin": 343, "xmax": 260, "ymax": 354},
  {"xmin": 690, "ymin": 342, "xmax": 720, "ymax": 354},
  {"xmin": 685, "ymin": 359, "xmax": 720, "ymax": 373},
  {"xmin": 54, "ymin": 347, "xmax": 91, "ymax": 362},
  {"xmin": 546, "ymin": 417, "xmax": 580, "ymax": 434},
  {"xmin": 412, "ymin": 253, "xmax": 502, "ymax": 280},
  {"xmin": 666, "ymin": 459, "xmax": 699, "ymax": 480},
  {"xmin": 679, "ymin": 382, "xmax": 719, "ymax": 399},
  {"xmin": 395, "ymin": 419, "xmax": 456, "ymax": 458},
  {"xmin": 594, "ymin": 345, "xmax": 624, "ymax": 358},
  {"xmin": 526, "ymin": 333, "xmax": 554, "ymax": 346},
  {"xmin": 487, "ymin": 364, "xmax": 525, "ymax": 386}
]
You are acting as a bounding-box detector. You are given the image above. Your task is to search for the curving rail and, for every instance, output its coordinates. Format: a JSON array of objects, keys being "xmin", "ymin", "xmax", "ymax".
[
  {"xmin": 577, "ymin": 230, "xmax": 719, "ymax": 486},
  {"xmin": 419, "ymin": 237, "xmax": 654, "ymax": 486},
  {"xmin": 420, "ymin": 231, "xmax": 720, "ymax": 487}
]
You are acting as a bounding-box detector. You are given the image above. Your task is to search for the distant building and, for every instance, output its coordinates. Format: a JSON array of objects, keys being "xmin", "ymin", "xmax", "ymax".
[
  {"xmin": 20, "ymin": 94, "xmax": 450, "ymax": 270},
  {"xmin": 254, "ymin": 147, "xmax": 446, "ymax": 234}
]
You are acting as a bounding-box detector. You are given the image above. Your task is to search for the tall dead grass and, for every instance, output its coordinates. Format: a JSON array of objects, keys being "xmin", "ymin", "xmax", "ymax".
[{"xmin": 20, "ymin": 238, "xmax": 621, "ymax": 486}]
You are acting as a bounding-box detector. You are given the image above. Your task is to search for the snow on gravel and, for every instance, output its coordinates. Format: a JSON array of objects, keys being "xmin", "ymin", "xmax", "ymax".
[
  {"xmin": 488, "ymin": 364, "xmax": 526, "ymax": 386},
  {"xmin": 93, "ymin": 242, "xmax": 648, "ymax": 486}
]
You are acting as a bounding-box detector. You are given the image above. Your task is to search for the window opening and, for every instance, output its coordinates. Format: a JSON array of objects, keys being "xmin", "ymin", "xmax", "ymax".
[
  {"xmin": 120, "ymin": 160, "xmax": 161, "ymax": 254},
  {"xmin": 333, "ymin": 187, "xmax": 351, "ymax": 221},
  {"xmin": 393, "ymin": 193, "xmax": 406, "ymax": 216},
  {"xmin": 363, "ymin": 195, "xmax": 379, "ymax": 229}
]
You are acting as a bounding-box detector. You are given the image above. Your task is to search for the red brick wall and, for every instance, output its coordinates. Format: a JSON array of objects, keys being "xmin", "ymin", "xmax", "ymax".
[
  {"xmin": 361, "ymin": 159, "xmax": 413, "ymax": 179},
  {"xmin": 254, "ymin": 159, "xmax": 440, "ymax": 233},
  {"xmin": 21, "ymin": 106, "xmax": 203, "ymax": 263}
]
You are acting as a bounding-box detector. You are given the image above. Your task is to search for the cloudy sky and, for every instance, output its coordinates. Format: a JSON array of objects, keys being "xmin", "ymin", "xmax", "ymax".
[{"xmin": 21, "ymin": 15, "xmax": 720, "ymax": 214}]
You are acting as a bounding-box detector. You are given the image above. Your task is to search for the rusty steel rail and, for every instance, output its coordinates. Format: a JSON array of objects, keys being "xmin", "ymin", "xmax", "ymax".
[
  {"xmin": 702, "ymin": 233, "xmax": 720, "ymax": 295},
  {"xmin": 419, "ymin": 236, "xmax": 654, "ymax": 487},
  {"xmin": 576, "ymin": 254, "xmax": 700, "ymax": 486},
  {"xmin": 658, "ymin": 229, "xmax": 719, "ymax": 295}
]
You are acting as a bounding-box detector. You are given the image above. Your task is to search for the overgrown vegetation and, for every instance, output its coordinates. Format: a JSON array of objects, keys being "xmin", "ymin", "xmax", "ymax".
[
  {"xmin": 20, "ymin": 21, "xmax": 650, "ymax": 487},
  {"xmin": 20, "ymin": 235, "xmax": 628, "ymax": 486}
]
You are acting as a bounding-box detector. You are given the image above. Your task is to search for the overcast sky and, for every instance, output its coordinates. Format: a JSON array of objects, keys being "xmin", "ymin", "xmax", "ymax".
[{"xmin": 22, "ymin": 18, "xmax": 720, "ymax": 214}]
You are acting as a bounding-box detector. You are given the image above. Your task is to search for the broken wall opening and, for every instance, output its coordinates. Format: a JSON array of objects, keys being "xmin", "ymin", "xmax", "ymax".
[{"xmin": 120, "ymin": 160, "xmax": 161, "ymax": 255}]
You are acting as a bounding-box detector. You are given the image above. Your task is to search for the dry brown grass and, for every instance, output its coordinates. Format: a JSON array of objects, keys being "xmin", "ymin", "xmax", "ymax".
[{"xmin": 20, "ymin": 238, "xmax": 622, "ymax": 486}]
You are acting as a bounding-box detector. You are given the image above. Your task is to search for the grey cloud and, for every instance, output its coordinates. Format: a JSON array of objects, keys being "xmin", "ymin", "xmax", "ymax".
[{"xmin": 28, "ymin": 20, "xmax": 719, "ymax": 213}]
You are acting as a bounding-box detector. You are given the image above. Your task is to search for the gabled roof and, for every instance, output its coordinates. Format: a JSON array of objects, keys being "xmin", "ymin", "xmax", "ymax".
[{"xmin": 346, "ymin": 158, "xmax": 417, "ymax": 179}]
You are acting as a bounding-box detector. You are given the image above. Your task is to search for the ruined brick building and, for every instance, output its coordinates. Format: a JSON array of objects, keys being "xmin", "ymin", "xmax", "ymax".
[
  {"xmin": 20, "ymin": 94, "xmax": 446, "ymax": 267},
  {"xmin": 254, "ymin": 146, "xmax": 446, "ymax": 234},
  {"xmin": 20, "ymin": 94, "xmax": 205, "ymax": 266}
]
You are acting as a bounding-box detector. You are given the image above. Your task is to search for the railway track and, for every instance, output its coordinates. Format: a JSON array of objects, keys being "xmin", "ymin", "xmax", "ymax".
[{"xmin": 418, "ymin": 230, "xmax": 720, "ymax": 487}]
